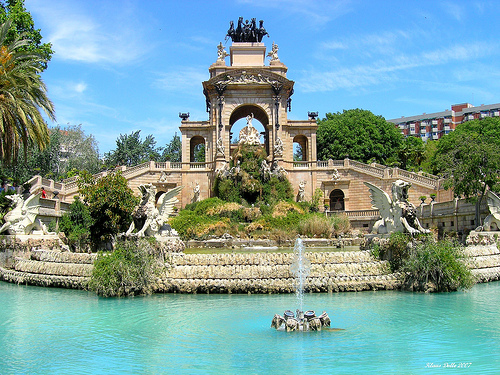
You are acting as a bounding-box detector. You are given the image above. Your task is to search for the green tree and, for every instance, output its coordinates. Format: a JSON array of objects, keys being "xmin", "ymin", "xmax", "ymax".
[
  {"xmin": 78, "ymin": 171, "xmax": 138, "ymax": 246},
  {"xmin": 0, "ymin": 19, "xmax": 55, "ymax": 165},
  {"xmin": 57, "ymin": 124, "xmax": 101, "ymax": 177},
  {"xmin": 420, "ymin": 140, "xmax": 439, "ymax": 174},
  {"xmin": 161, "ymin": 132, "xmax": 182, "ymax": 162},
  {"xmin": 398, "ymin": 136, "xmax": 425, "ymax": 171},
  {"xmin": 1, "ymin": 125, "xmax": 101, "ymax": 184},
  {"xmin": 58, "ymin": 196, "xmax": 92, "ymax": 251},
  {"xmin": 0, "ymin": 0, "xmax": 53, "ymax": 71},
  {"xmin": 105, "ymin": 130, "xmax": 160, "ymax": 167},
  {"xmin": 433, "ymin": 117, "xmax": 500, "ymax": 226},
  {"xmin": 317, "ymin": 109, "xmax": 403, "ymax": 164}
]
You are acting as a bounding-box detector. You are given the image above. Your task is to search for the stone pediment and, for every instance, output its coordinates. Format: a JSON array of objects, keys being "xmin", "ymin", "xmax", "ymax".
[{"xmin": 203, "ymin": 69, "xmax": 294, "ymax": 94}]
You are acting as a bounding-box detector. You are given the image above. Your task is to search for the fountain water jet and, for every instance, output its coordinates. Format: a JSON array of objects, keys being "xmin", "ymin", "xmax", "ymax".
[{"xmin": 271, "ymin": 238, "xmax": 331, "ymax": 331}]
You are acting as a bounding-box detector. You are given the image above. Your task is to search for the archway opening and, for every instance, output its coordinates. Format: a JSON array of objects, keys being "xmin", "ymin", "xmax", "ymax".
[
  {"xmin": 229, "ymin": 104, "xmax": 270, "ymax": 156},
  {"xmin": 293, "ymin": 135, "xmax": 308, "ymax": 161},
  {"xmin": 330, "ymin": 189, "xmax": 345, "ymax": 211},
  {"xmin": 190, "ymin": 136, "xmax": 205, "ymax": 162}
]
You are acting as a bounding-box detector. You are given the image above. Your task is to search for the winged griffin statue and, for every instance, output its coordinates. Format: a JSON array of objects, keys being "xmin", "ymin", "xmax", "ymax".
[
  {"xmin": 476, "ymin": 190, "xmax": 500, "ymax": 231},
  {"xmin": 125, "ymin": 184, "xmax": 183, "ymax": 238},
  {"xmin": 0, "ymin": 193, "xmax": 48, "ymax": 235},
  {"xmin": 364, "ymin": 180, "xmax": 430, "ymax": 235}
]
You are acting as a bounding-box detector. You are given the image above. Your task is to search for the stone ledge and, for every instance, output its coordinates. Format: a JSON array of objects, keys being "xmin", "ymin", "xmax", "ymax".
[{"xmin": 0, "ymin": 267, "xmax": 88, "ymax": 289}]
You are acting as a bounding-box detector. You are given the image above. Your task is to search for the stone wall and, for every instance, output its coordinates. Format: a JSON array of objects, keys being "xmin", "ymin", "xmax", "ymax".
[
  {"xmin": 2, "ymin": 235, "xmax": 500, "ymax": 293},
  {"xmin": 157, "ymin": 250, "xmax": 399, "ymax": 293}
]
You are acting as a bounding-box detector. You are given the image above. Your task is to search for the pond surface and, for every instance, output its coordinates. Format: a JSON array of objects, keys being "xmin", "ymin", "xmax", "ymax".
[{"xmin": 1, "ymin": 281, "xmax": 499, "ymax": 374}]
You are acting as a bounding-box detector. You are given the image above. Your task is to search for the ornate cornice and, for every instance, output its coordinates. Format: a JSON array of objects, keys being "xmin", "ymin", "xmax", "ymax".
[{"xmin": 203, "ymin": 69, "xmax": 294, "ymax": 96}]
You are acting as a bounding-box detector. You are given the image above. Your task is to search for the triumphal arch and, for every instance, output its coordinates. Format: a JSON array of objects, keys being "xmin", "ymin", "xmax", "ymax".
[{"xmin": 180, "ymin": 20, "xmax": 317, "ymax": 186}]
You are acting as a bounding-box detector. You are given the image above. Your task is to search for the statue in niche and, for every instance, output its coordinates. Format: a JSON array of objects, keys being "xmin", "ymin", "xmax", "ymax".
[
  {"xmin": 364, "ymin": 180, "xmax": 430, "ymax": 235},
  {"xmin": 192, "ymin": 183, "xmax": 200, "ymax": 203},
  {"xmin": 216, "ymin": 136, "xmax": 225, "ymax": 158},
  {"xmin": 125, "ymin": 184, "xmax": 183, "ymax": 238},
  {"xmin": 297, "ymin": 181, "xmax": 306, "ymax": 202},
  {"xmin": 273, "ymin": 137, "xmax": 284, "ymax": 157},
  {"xmin": 0, "ymin": 193, "xmax": 49, "ymax": 235},
  {"xmin": 239, "ymin": 113, "xmax": 261, "ymax": 145},
  {"xmin": 267, "ymin": 42, "xmax": 279, "ymax": 61},
  {"xmin": 476, "ymin": 190, "xmax": 500, "ymax": 231},
  {"xmin": 216, "ymin": 42, "xmax": 229, "ymax": 62}
]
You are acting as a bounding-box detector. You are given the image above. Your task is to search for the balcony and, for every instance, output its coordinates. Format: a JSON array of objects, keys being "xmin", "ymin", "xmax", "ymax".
[
  {"xmin": 444, "ymin": 125, "xmax": 450, "ymax": 131},
  {"xmin": 444, "ymin": 118, "xmax": 452, "ymax": 124}
]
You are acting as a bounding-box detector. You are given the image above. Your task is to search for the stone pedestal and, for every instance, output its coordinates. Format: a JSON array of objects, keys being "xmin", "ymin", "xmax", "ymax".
[{"xmin": 230, "ymin": 42, "xmax": 266, "ymax": 66}]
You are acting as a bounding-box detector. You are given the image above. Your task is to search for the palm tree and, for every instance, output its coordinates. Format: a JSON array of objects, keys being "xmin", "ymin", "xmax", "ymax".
[{"xmin": 0, "ymin": 19, "xmax": 55, "ymax": 165}]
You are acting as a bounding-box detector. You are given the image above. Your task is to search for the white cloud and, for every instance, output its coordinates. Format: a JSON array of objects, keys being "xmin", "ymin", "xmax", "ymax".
[
  {"xmin": 301, "ymin": 42, "xmax": 496, "ymax": 93},
  {"xmin": 74, "ymin": 82, "xmax": 87, "ymax": 93},
  {"xmin": 236, "ymin": 0, "xmax": 353, "ymax": 26},
  {"xmin": 153, "ymin": 68, "xmax": 208, "ymax": 94},
  {"xmin": 27, "ymin": 0, "xmax": 149, "ymax": 65},
  {"xmin": 442, "ymin": 2, "xmax": 464, "ymax": 21}
]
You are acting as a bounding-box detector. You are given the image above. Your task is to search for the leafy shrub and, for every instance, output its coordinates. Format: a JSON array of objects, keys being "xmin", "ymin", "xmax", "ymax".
[
  {"xmin": 78, "ymin": 171, "xmax": 138, "ymax": 247},
  {"xmin": 88, "ymin": 239, "xmax": 163, "ymax": 297},
  {"xmin": 298, "ymin": 214, "xmax": 333, "ymax": 238},
  {"xmin": 379, "ymin": 232, "xmax": 413, "ymax": 271},
  {"xmin": 213, "ymin": 143, "xmax": 293, "ymax": 205},
  {"xmin": 310, "ymin": 188, "xmax": 324, "ymax": 212},
  {"xmin": 269, "ymin": 228, "xmax": 297, "ymax": 244},
  {"xmin": 330, "ymin": 213, "xmax": 351, "ymax": 236},
  {"xmin": 271, "ymin": 201, "xmax": 304, "ymax": 217},
  {"xmin": 169, "ymin": 210, "xmax": 232, "ymax": 240},
  {"xmin": 0, "ymin": 189, "xmax": 16, "ymax": 220},
  {"xmin": 400, "ymin": 239, "xmax": 475, "ymax": 292},
  {"xmin": 59, "ymin": 196, "xmax": 92, "ymax": 252},
  {"xmin": 192, "ymin": 197, "xmax": 225, "ymax": 215}
]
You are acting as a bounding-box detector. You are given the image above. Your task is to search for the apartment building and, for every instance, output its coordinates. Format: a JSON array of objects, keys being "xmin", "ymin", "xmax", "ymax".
[{"xmin": 388, "ymin": 103, "xmax": 500, "ymax": 140}]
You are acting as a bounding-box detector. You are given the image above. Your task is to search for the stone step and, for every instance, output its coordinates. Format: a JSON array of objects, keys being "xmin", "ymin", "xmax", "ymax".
[
  {"xmin": 464, "ymin": 244, "xmax": 500, "ymax": 257},
  {"xmin": 31, "ymin": 249, "xmax": 96, "ymax": 264},
  {"xmin": 14, "ymin": 258, "xmax": 93, "ymax": 277},
  {"xmin": 166, "ymin": 261, "xmax": 390, "ymax": 279},
  {"xmin": 173, "ymin": 250, "xmax": 376, "ymax": 266},
  {"xmin": 157, "ymin": 275, "xmax": 401, "ymax": 294},
  {"xmin": 0, "ymin": 266, "xmax": 88, "ymax": 289},
  {"xmin": 467, "ymin": 254, "xmax": 500, "ymax": 269},
  {"xmin": 472, "ymin": 266, "xmax": 500, "ymax": 282}
]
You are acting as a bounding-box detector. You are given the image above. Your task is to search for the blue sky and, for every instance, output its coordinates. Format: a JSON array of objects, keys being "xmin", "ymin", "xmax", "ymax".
[{"xmin": 26, "ymin": 0, "xmax": 500, "ymax": 154}]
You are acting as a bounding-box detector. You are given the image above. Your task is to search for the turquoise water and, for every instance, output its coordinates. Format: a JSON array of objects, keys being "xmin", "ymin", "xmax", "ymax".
[{"xmin": 1, "ymin": 282, "xmax": 500, "ymax": 374}]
